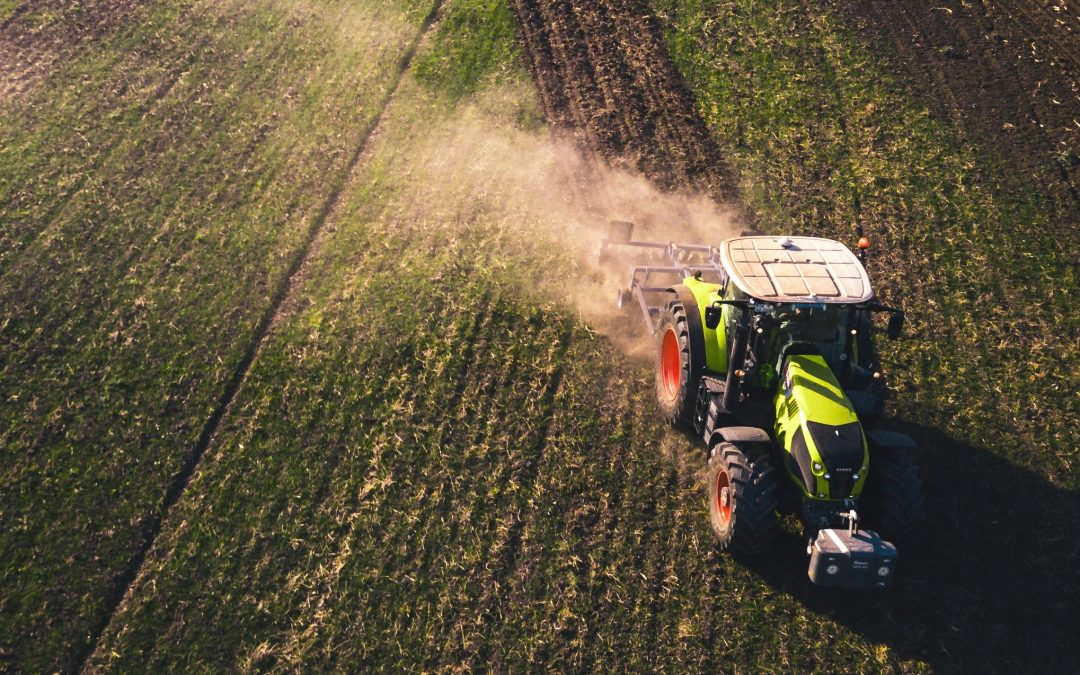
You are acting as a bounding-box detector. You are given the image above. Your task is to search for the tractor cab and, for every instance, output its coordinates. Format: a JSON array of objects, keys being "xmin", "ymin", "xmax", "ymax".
[
  {"xmin": 709, "ymin": 237, "xmax": 903, "ymax": 422},
  {"xmin": 717, "ymin": 235, "xmax": 873, "ymax": 364}
]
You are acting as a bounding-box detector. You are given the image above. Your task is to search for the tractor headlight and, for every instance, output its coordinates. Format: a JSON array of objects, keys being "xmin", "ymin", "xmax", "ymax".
[
  {"xmin": 826, "ymin": 564, "xmax": 839, "ymax": 575},
  {"xmin": 877, "ymin": 566, "xmax": 891, "ymax": 577}
]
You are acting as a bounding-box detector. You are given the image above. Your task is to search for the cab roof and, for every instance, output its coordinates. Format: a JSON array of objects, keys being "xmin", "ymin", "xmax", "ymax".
[{"xmin": 719, "ymin": 236, "xmax": 873, "ymax": 303}]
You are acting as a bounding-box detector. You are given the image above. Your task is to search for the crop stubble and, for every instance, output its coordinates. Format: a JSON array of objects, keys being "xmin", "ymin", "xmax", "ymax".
[{"xmin": 0, "ymin": 0, "xmax": 152, "ymax": 100}]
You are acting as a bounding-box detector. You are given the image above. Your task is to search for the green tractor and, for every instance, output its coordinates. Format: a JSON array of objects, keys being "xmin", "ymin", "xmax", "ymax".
[{"xmin": 603, "ymin": 223, "xmax": 924, "ymax": 589}]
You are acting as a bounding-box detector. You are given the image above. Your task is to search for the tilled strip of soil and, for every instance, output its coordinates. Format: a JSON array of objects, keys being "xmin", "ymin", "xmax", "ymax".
[
  {"xmin": 508, "ymin": 0, "xmax": 742, "ymax": 209},
  {"xmin": 0, "ymin": 0, "xmax": 151, "ymax": 101},
  {"xmin": 832, "ymin": 0, "xmax": 1080, "ymax": 221}
]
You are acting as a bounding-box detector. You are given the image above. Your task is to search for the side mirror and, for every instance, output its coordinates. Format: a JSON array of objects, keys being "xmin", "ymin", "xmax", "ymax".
[
  {"xmin": 887, "ymin": 312, "xmax": 905, "ymax": 340},
  {"xmin": 705, "ymin": 304, "xmax": 722, "ymax": 330}
]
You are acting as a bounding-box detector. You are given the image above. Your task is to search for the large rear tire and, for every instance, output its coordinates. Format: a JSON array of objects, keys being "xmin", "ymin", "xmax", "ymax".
[
  {"xmin": 707, "ymin": 441, "xmax": 779, "ymax": 555},
  {"xmin": 655, "ymin": 295, "xmax": 703, "ymax": 428},
  {"xmin": 862, "ymin": 446, "xmax": 925, "ymax": 548}
]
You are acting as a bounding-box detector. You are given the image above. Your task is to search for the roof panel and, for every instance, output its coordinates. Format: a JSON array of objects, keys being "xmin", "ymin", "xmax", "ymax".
[
  {"xmin": 821, "ymin": 250, "xmax": 851, "ymax": 263},
  {"xmin": 837, "ymin": 276, "xmax": 867, "ymax": 298},
  {"xmin": 735, "ymin": 261, "xmax": 767, "ymax": 278},
  {"xmin": 775, "ymin": 276, "xmax": 810, "ymax": 296},
  {"xmin": 796, "ymin": 263, "xmax": 830, "ymax": 277},
  {"xmin": 731, "ymin": 248, "xmax": 760, "ymax": 263},
  {"xmin": 813, "ymin": 240, "xmax": 846, "ymax": 251},
  {"xmin": 766, "ymin": 263, "xmax": 800, "ymax": 278},
  {"xmin": 754, "ymin": 240, "xmax": 787, "ymax": 251},
  {"xmin": 745, "ymin": 277, "xmax": 778, "ymax": 297},
  {"xmin": 807, "ymin": 277, "xmax": 841, "ymax": 296},
  {"xmin": 832, "ymin": 263, "xmax": 863, "ymax": 279},
  {"xmin": 720, "ymin": 236, "xmax": 874, "ymax": 303}
]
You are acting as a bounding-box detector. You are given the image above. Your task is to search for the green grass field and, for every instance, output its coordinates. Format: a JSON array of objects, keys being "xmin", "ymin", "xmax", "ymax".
[
  {"xmin": 1, "ymin": 0, "xmax": 433, "ymax": 668},
  {"xmin": 2, "ymin": 0, "xmax": 1077, "ymax": 671}
]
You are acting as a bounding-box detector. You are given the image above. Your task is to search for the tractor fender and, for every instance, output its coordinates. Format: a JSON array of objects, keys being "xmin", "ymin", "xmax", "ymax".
[
  {"xmin": 865, "ymin": 430, "xmax": 917, "ymax": 450},
  {"xmin": 674, "ymin": 279, "xmax": 726, "ymax": 372},
  {"xmin": 667, "ymin": 283, "xmax": 707, "ymax": 373},
  {"xmin": 710, "ymin": 426, "xmax": 772, "ymax": 447}
]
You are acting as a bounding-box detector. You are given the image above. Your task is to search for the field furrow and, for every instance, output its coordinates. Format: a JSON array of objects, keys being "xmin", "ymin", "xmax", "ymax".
[
  {"xmin": 833, "ymin": 0, "xmax": 1080, "ymax": 215},
  {"xmin": 508, "ymin": 0, "xmax": 739, "ymax": 203}
]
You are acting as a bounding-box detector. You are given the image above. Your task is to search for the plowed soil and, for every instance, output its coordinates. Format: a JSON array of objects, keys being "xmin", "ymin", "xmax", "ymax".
[
  {"xmin": 508, "ymin": 0, "xmax": 740, "ymax": 206},
  {"xmin": 835, "ymin": 0, "xmax": 1080, "ymax": 219}
]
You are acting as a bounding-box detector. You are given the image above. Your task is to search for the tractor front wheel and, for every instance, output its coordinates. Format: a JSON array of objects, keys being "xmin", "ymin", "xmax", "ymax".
[
  {"xmin": 707, "ymin": 441, "xmax": 779, "ymax": 555},
  {"xmin": 862, "ymin": 446, "xmax": 925, "ymax": 548}
]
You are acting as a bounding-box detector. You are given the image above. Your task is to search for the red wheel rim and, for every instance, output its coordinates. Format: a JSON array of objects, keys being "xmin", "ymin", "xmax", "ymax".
[
  {"xmin": 660, "ymin": 328, "xmax": 681, "ymax": 399},
  {"xmin": 715, "ymin": 469, "xmax": 732, "ymax": 525}
]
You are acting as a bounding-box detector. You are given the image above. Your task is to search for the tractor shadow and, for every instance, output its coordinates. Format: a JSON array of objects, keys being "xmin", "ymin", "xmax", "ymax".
[{"xmin": 733, "ymin": 420, "xmax": 1080, "ymax": 673}]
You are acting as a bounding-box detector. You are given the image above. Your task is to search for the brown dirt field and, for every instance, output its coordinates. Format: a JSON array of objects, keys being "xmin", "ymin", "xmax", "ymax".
[
  {"xmin": 508, "ymin": 0, "xmax": 742, "ymax": 209},
  {"xmin": 0, "ymin": 0, "xmax": 150, "ymax": 101},
  {"xmin": 833, "ymin": 0, "xmax": 1080, "ymax": 222}
]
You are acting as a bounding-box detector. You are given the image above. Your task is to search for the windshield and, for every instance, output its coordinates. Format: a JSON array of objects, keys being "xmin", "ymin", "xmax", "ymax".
[{"xmin": 767, "ymin": 303, "xmax": 850, "ymax": 370}]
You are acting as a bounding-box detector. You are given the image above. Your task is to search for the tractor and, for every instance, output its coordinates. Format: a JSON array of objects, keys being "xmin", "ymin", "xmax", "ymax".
[{"xmin": 602, "ymin": 222, "xmax": 924, "ymax": 589}]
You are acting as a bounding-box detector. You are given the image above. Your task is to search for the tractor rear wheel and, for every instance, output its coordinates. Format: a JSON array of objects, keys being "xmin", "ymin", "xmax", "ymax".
[
  {"xmin": 862, "ymin": 446, "xmax": 925, "ymax": 548},
  {"xmin": 707, "ymin": 441, "xmax": 779, "ymax": 555},
  {"xmin": 655, "ymin": 296, "xmax": 703, "ymax": 428}
]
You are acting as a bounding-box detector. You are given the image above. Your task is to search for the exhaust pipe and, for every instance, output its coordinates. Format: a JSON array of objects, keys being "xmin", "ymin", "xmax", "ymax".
[{"xmin": 722, "ymin": 307, "xmax": 750, "ymax": 411}]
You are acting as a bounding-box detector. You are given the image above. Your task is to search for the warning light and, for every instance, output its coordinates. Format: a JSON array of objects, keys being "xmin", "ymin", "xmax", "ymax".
[{"xmin": 857, "ymin": 237, "xmax": 871, "ymax": 250}]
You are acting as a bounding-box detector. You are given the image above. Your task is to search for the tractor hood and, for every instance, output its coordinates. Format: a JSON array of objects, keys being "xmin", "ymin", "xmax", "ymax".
[{"xmin": 776, "ymin": 354, "xmax": 869, "ymax": 500}]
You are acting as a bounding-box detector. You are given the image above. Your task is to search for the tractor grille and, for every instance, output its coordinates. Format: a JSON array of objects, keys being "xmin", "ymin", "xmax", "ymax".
[
  {"xmin": 786, "ymin": 397, "xmax": 800, "ymax": 420},
  {"xmin": 806, "ymin": 420, "xmax": 864, "ymax": 499}
]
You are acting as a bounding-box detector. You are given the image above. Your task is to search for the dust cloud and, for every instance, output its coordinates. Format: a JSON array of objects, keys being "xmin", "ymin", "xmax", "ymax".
[{"xmin": 415, "ymin": 93, "xmax": 743, "ymax": 359}]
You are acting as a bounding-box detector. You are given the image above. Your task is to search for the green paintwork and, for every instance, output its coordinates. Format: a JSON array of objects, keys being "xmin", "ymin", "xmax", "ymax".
[
  {"xmin": 773, "ymin": 354, "xmax": 868, "ymax": 499},
  {"xmin": 681, "ymin": 276, "xmax": 727, "ymax": 372}
]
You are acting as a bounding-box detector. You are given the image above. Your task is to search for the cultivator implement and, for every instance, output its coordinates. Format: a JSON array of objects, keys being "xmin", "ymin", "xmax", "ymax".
[{"xmin": 599, "ymin": 221, "xmax": 727, "ymax": 335}]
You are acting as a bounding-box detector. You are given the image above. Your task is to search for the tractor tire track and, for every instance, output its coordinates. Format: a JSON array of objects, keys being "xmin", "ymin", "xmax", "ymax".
[{"xmin": 74, "ymin": 1, "xmax": 446, "ymax": 669}]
